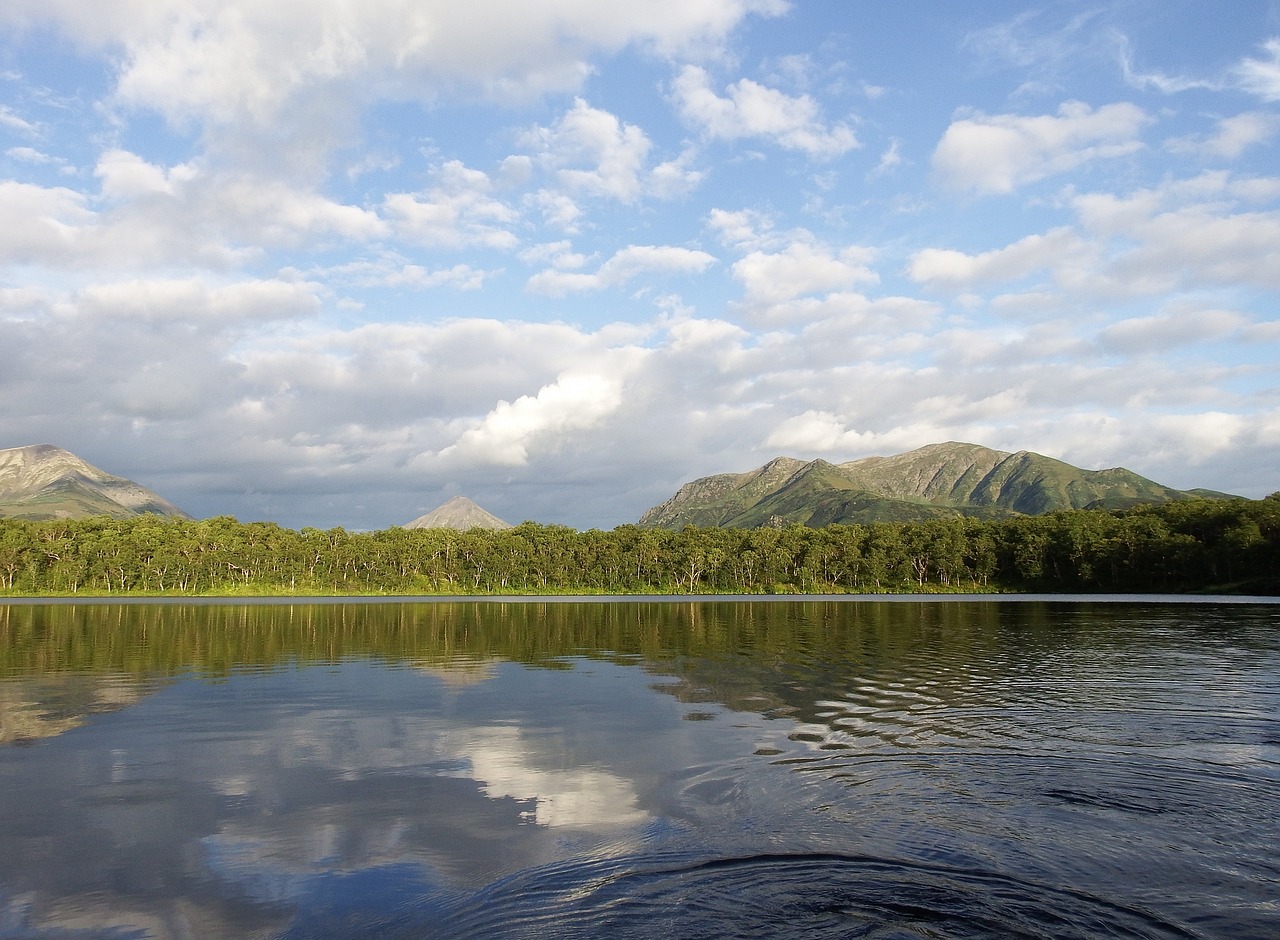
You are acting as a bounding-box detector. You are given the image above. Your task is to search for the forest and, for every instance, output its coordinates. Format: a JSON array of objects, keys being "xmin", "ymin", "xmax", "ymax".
[{"xmin": 1, "ymin": 495, "xmax": 1277, "ymax": 597}]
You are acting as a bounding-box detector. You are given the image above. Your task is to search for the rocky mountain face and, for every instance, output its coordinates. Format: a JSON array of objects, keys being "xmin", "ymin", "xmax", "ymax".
[
  {"xmin": 404, "ymin": 496, "xmax": 512, "ymax": 531},
  {"xmin": 0, "ymin": 444, "xmax": 189, "ymax": 521},
  {"xmin": 638, "ymin": 441, "xmax": 1234, "ymax": 529}
]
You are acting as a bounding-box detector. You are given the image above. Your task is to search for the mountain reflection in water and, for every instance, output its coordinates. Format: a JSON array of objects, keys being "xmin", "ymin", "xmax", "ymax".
[{"xmin": 0, "ymin": 599, "xmax": 1277, "ymax": 939}]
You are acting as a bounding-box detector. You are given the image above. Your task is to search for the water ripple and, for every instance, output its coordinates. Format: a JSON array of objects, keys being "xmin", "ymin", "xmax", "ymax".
[{"xmin": 407, "ymin": 851, "xmax": 1203, "ymax": 939}]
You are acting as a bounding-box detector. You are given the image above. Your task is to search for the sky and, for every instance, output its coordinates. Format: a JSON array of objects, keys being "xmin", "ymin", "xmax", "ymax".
[{"xmin": 2, "ymin": 1, "xmax": 1279, "ymax": 530}]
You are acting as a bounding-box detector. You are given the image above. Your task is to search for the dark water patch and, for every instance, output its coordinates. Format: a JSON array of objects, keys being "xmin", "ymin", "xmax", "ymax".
[{"xmin": 420, "ymin": 851, "xmax": 1202, "ymax": 940}]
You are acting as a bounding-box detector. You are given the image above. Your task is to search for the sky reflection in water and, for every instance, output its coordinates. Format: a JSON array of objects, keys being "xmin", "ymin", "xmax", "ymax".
[{"xmin": 0, "ymin": 599, "xmax": 1277, "ymax": 938}]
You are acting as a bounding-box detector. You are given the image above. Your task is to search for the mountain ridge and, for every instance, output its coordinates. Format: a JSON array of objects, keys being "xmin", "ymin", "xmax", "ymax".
[
  {"xmin": 0, "ymin": 444, "xmax": 190, "ymax": 521},
  {"xmin": 638, "ymin": 441, "xmax": 1237, "ymax": 529}
]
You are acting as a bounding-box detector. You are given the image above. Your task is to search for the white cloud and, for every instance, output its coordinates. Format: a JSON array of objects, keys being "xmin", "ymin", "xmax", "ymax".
[
  {"xmin": 300, "ymin": 256, "xmax": 491, "ymax": 291},
  {"xmin": 868, "ymin": 138, "xmax": 902, "ymax": 178},
  {"xmin": 384, "ymin": 161, "xmax": 517, "ymax": 249},
  {"xmin": 649, "ymin": 147, "xmax": 704, "ymax": 198},
  {"xmin": 6, "ymin": 146, "xmax": 66, "ymax": 169},
  {"xmin": 1073, "ymin": 177, "xmax": 1280, "ymax": 293},
  {"xmin": 932, "ymin": 101, "xmax": 1150, "ymax": 193},
  {"xmin": 1167, "ymin": 112, "xmax": 1280, "ymax": 160},
  {"xmin": 517, "ymin": 240, "xmax": 586, "ymax": 269},
  {"xmin": 1097, "ymin": 308, "xmax": 1249, "ymax": 354},
  {"xmin": 764, "ymin": 410, "xmax": 872, "ymax": 452},
  {"xmin": 0, "ymin": 166, "xmax": 392, "ymax": 273},
  {"xmin": 908, "ymin": 228, "xmax": 1086, "ymax": 289},
  {"xmin": 525, "ymin": 189, "xmax": 583, "ymax": 231},
  {"xmin": 671, "ymin": 65, "xmax": 859, "ymax": 158},
  {"xmin": 1116, "ymin": 34, "xmax": 1220, "ymax": 94},
  {"xmin": 95, "ymin": 149, "xmax": 197, "ymax": 200},
  {"xmin": 664, "ymin": 315, "xmax": 748, "ymax": 355},
  {"xmin": 1235, "ymin": 38, "xmax": 1280, "ymax": 102},
  {"xmin": 706, "ymin": 207, "xmax": 782, "ymax": 252},
  {"xmin": 0, "ymin": 104, "xmax": 39, "ymax": 136},
  {"xmin": 526, "ymin": 244, "xmax": 715, "ymax": 296},
  {"xmin": 74, "ymin": 277, "xmax": 322, "ymax": 324},
  {"xmin": 2, "ymin": 0, "xmax": 786, "ymax": 133},
  {"xmin": 431, "ymin": 369, "xmax": 631, "ymax": 467},
  {"xmin": 523, "ymin": 100, "xmax": 705, "ymax": 205},
  {"xmin": 731, "ymin": 241, "xmax": 877, "ymax": 306},
  {"xmin": 910, "ymin": 170, "xmax": 1280, "ymax": 305},
  {"xmin": 522, "ymin": 99, "xmax": 652, "ymax": 203},
  {"xmin": 0, "ymin": 181, "xmax": 94, "ymax": 265}
]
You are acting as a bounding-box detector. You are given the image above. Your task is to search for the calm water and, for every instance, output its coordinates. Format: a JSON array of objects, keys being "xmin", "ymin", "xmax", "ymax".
[{"xmin": 0, "ymin": 598, "xmax": 1277, "ymax": 939}]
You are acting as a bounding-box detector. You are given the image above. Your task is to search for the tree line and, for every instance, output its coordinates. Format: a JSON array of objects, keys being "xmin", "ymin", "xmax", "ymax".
[{"xmin": 1, "ymin": 495, "xmax": 1277, "ymax": 596}]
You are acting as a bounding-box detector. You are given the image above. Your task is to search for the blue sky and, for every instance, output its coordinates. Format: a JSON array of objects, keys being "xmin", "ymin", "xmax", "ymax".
[{"xmin": 2, "ymin": 1, "xmax": 1279, "ymax": 529}]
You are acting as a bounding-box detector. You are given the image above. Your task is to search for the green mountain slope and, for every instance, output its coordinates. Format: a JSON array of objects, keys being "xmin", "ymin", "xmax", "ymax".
[{"xmin": 638, "ymin": 442, "xmax": 1235, "ymax": 529}]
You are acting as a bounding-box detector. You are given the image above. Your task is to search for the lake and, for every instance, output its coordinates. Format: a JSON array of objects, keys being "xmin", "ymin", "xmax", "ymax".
[{"xmin": 0, "ymin": 597, "xmax": 1277, "ymax": 939}]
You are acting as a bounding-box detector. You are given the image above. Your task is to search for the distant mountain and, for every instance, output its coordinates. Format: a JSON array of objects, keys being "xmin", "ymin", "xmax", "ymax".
[
  {"xmin": 638, "ymin": 442, "xmax": 1237, "ymax": 529},
  {"xmin": 0, "ymin": 444, "xmax": 189, "ymax": 521},
  {"xmin": 404, "ymin": 496, "xmax": 512, "ymax": 531}
]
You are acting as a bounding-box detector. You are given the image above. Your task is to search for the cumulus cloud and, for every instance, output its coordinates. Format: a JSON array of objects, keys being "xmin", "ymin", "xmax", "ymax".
[
  {"xmin": 932, "ymin": 101, "xmax": 1150, "ymax": 193},
  {"xmin": 0, "ymin": 166, "xmax": 391, "ymax": 273},
  {"xmin": 430, "ymin": 369, "xmax": 632, "ymax": 467},
  {"xmin": 1072, "ymin": 175, "xmax": 1280, "ymax": 293},
  {"xmin": 763, "ymin": 410, "xmax": 873, "ymax": 452},
  {"xmin": 526, "ymin": 244, "xmax": 716, "ymax": 296},
  {"xmin": 94, "ymin": 149, "xmax": 198, "ymax": 200},
  {"xmin": 910, "ymin": 170, "xmax": 1280, "ymax": 303},
  {"xmin": 706, "ymin": 207, "xmax": 783, "ymax": 252},
  {"xmin": 384, "ymin": 161, "xmax": 517, "ymax": 250},
  {"xmin": 731, "ymin": 241, "xmax": 877, "ymax": 307},
  {"xmin": 520, "ymin": 101, "xmax": 705, "ymax": 212},
  {"xmin": 908, "ymin": 228, "xmax": 1086, "ymax": 289},
  {"xmin": 522, "ymin": 99, "xmax": 653, "ymax": 202},
  {"xmin": 0, "ymin": 0, "xmax": 783, "ymax": 123},
  {"xmin": 671, "ymin": 65, "xmax": 859, "ymax": 158},
  {"xmin": 0, "ymin": 181, "xmax": 94, "ymax": 265}
]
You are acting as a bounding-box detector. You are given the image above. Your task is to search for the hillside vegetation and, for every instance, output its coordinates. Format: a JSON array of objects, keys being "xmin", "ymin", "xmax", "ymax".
[
  {"xmin": 638, "ymin": 442, "xmax": 1233, "ymax": 528},
  {"xmin": 1, "ymin": 495, "xmax": 1276, "ymax": 597}
]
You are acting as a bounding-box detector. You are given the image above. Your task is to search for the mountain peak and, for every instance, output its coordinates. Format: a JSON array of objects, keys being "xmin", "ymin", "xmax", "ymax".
[
  {"xmin": 0, "ymin": 444, "xmax": 189, "ymax": 520},
  {"xmin": 403, "ymin": 496, "xmax": 512, "ymax": 531}
]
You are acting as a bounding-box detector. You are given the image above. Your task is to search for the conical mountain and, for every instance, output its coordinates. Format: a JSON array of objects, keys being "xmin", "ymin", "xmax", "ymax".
[
  {"xmin": 639, "ymin": 442, "xmax": 1235, "ymax": 529},
  {"xmin": 0, "ymin": 444, "xmax": 189, "ymax": 520},
  {"xmin": 404, "ymin": 496, "xmax": 512, "ymax": 531}
]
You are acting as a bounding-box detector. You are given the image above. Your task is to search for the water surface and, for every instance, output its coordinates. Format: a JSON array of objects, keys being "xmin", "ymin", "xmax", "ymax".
[{"xmin": 1, "ymin": 599, "xmax": 1277, "ymax": 938}]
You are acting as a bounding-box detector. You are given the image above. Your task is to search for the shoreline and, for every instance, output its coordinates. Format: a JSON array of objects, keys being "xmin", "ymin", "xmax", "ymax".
[{"xmin": 3, "ymin": 592, "xmax": 1278, "ymax": 605}]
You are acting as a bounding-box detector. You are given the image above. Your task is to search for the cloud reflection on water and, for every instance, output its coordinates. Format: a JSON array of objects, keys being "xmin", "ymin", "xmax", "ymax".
[{"xmin": 0, "ymin": 657, "xmax": 721, "ymax": 938}]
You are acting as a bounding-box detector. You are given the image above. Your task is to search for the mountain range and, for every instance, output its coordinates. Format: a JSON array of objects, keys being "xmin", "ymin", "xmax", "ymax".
[
  {"xmin": 0, "ymin": 444, "xmax": 188, "ymax": 521},
  {"xmin": 637, "ymin": 441, "xmax": 1236, "ymax": 529},
  {"xmin": 0, "ymin": 441, "xmax": 1240, "ymax": 528}
]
